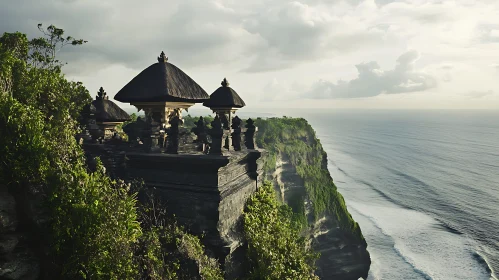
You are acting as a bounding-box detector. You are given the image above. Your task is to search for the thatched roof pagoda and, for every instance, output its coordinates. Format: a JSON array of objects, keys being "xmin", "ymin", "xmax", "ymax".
[
  {"xmin": 114, "ymin": 52, "xmax": 209, "ymax": 103},
  {"xmin": 203, "ymin": 78, "xmax": 246, "ymax": 150},
  {"xmin": 85, "ymin": 87, "xmax": 131, "ymax": 123},
  {"xmin": 203, "ymin": 78, "xmax": 246, "ymax": 109},
  {"xmin": 112, "ymin": 52, "xmax": 212, "ymax": 152}
]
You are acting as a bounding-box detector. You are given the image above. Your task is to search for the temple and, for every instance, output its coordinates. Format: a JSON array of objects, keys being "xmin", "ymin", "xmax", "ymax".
[{"xmin": 78, "ymin": 52, "xmax": 264, "ymax": 278}]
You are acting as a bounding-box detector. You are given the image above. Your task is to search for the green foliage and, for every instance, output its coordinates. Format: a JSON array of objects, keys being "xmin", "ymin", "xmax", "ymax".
[
  {"xmin": 0, "ymin": 95, "xmax": 142, "ymax": 279},
  {"xmin": 183, "ymin": 114, "xmax": 215, "ymax": 130},
  {"xmin": 286, "ymin": 191, "xmax": 308, "ymax": 230},
  {"xmin": 136, "ymin": 225, "xmax": 178, "ymax": 280},
  {"xmin": 51, "ymin": 168, "xmax": 141, "ymax": 279},
  {"xmin": 0, "ymin": 29, "xmax": 91, "ymax": 124},
  {"xmin": 0, "ymin": 95, "xmax": 52, "ymax": 187},
  {"xmin": 137, "ymin": 224, "xmax": 223, "ymax": 280},
  {"xmin": 179, "ymin": 233, "xmax": 224, "ymax": 280},
  {"xmin": 136, "ymin": 191, "xmax": 223, "ymax": 280},
  {"xmin": 0, "ymin": 35, "xmax": 27, "ymax": 95},
  {"xmin": 130, "ymin": 112, "xmax": 138, "ymax": 122},
  {"xmin": 116, "ymin": 113, "xmax": 138, "ymax": 141},
  {"xmin": 243, "ymin": 182, "xmax": 319, "ymax": 280},
  {"xmin": 255, "ymin": 117, "xmax": 365, "ymax": 243},
  {"xmin": 28, "ymin": 23, "xmax": 87, "ymax": 70}
]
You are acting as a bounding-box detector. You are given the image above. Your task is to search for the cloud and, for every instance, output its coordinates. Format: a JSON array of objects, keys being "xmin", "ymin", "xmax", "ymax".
[
  {"xmin": 260, "ymin": 78, "xmax": 302, "ymax": 101},
  {"xmin": 0, "ymin": 0, "xmax": 258, "ymax": 74},
  {"xmin": 3, "ymin": 0, "xmax": 496, "ymax": 75},
  {"xmin": 381, "ymin": 1, "xmax": 457, "ymax": 25},
  {"xmin": 466, "ymin": 90, "xmax": 494, "ymax": 99},
  {"xmin": 2, "ymin": 0, "xmax": 499, "ymax": 110},
  {"xmin": 476, "ymin": 24, "xmax": 499, "ymax": 43},
  {"xmin": 440, "ymin": 65, "xmax": 453, "ymax": 82},
  {"xmin": 306, "ymin": 50, "xmax": 437, "ymax": 99},
  {"xmin": 241, "ymin": 1, "xmax": 386, "ymax": 72}
]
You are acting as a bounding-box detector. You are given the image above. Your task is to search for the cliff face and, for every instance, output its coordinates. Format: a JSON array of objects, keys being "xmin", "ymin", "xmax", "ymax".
[
  {"xmin": 255, "ymin": 117, "xmax": 371, "ymax": 280},
  {"xmin": 0, "ymin": 184, "xmax": 48, "ymax": 280},
  {"xmin": 273, "ymin": 153, "xmax": 370, "ymax": 279}
]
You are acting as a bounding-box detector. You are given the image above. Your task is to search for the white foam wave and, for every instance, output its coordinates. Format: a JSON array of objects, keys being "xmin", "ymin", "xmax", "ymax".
[
  {"xmin": 392, "ymin": 243, "xmax": 433, "ymax": 280},
  {"xmin": 474, "ymin": 250, "xmax": 497, "ymax": 280},
  {"xmin": 348, "ymin": 200, "xmax": 491, "ymax": 280}
]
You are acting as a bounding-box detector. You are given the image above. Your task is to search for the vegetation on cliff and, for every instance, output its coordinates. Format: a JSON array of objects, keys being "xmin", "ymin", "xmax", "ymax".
[
  {"xmin": 0, "ymin": 25, "xmax": 221, "ymax": 279},
  {"xmin": 243, "ymin": 181, "xmax": 319, "ymax": 280},
  {"xmin": 254, "ymin": 117, "xmax": 365, "ymax": 243}
]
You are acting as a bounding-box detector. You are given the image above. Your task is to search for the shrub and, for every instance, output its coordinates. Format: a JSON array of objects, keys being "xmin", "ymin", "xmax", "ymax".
[{"xmin": 243, "ymin": 182, "xmax": 319, "ymax": 280}]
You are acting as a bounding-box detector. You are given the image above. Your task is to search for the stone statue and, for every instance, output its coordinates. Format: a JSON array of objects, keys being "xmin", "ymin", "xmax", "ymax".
[
  {"xmin": 209, "ymin": 116, "xmax": 224, "ymax": 155},
  {"xmin": 231, "ymin": 116, "xmax": 242, "ymax": 151},
  {"xmin": 245, "ymin": 118, "xmax": 256, "ymax": 149}
]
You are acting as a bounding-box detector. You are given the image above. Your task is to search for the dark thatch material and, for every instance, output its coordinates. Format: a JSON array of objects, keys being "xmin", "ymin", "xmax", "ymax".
[
  {"xmin": 114, "ymin": 52, "xmax": 209, "ymax": 103},
  {"xmin": 203, "ymin": 78, "xmax": 246, "ymax": 109},
  {"xmin": 83, "ymin": 87, "xmax": 131, "ymax": 122}
]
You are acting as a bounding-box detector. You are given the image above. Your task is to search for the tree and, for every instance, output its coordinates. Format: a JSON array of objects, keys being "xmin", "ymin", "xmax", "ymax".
[
  {"xmin": 0, "ymin": 25, "xmax": 140, "ymax": 279},
  {"xmin": 29, "ymin": 23, "xmax": 87, "ymax": 70},
  {"xmin": 0, "ymin": 24, "xmax": 91, "ymax": 123}
]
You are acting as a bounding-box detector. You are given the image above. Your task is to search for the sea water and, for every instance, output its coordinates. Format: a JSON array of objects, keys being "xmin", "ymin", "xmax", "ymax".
[{"xmin": 292, "ymin": 109, "xmax": 499, "ymax": 280}]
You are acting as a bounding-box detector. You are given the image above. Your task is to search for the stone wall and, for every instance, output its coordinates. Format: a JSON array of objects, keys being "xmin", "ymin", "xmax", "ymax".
[
  {"xmin": 0, "ymin": 184, "xmax": 50, "ymax": 280},
  {"xmin": 83, "ymin": 144, "xmax": 265, "ymax": 279},
  {"xmin": 82, "ymin": 142, "xmax": 128, "ymax": 179}
]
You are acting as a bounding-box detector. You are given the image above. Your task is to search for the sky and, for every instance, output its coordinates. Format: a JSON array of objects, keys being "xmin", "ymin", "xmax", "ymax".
[{"xmin": 1, "ymin": 0, "xmax": 499, "ymax": 110}]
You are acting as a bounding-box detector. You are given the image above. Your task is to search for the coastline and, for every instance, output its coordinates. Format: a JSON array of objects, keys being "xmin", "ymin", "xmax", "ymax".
[{"xmin": 308, "ymin": 111, "xmax": 496, "ymax": 280}]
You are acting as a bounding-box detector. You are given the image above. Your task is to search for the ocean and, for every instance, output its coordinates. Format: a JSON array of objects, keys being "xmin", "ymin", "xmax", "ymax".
[{"xmin": 287, "ymin": 109, "xmax": 499, "ymax": 280}]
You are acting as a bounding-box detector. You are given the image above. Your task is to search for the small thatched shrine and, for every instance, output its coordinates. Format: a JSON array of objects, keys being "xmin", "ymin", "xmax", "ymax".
[
  {"xmin": 204, "ymin": 78, "xmax": 247, "ymax": 151},
  {"xmin": 83, "ymin": 87, "xmax": 131, "ymax": 141},
  {"xmin": 204, "ymin": 78, "xmax": 246, "ymax": 109}
]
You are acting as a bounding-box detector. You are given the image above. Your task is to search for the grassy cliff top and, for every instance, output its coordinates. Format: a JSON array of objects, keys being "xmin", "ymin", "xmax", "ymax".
[{"xmin": 254, "ymin": 117, "xmax": 365, "ymax": 244}]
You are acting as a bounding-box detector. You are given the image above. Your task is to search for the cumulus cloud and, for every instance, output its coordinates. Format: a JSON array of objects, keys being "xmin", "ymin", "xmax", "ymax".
[{"xmin": 306, "ymin": 50, "xmax": 437, "ymax": 99}]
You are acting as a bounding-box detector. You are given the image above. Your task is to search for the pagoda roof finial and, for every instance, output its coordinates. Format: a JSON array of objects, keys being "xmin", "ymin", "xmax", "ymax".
[
  {"xmin": 158, "ymin": 51, "xmax": 168, "ymax": 63},
  {"xmin": 221, "ymin": 77, "xmax": 229, "ymax": 87},
  {"xmin": 97, "ymin": 87, "xmax": 108, "ymax": 100}
]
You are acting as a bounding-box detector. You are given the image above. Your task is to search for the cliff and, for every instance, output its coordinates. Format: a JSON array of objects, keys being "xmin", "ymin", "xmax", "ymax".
[{"xmin": 254, "ymin": 117, "xmax": 371, "ymax": 280}]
